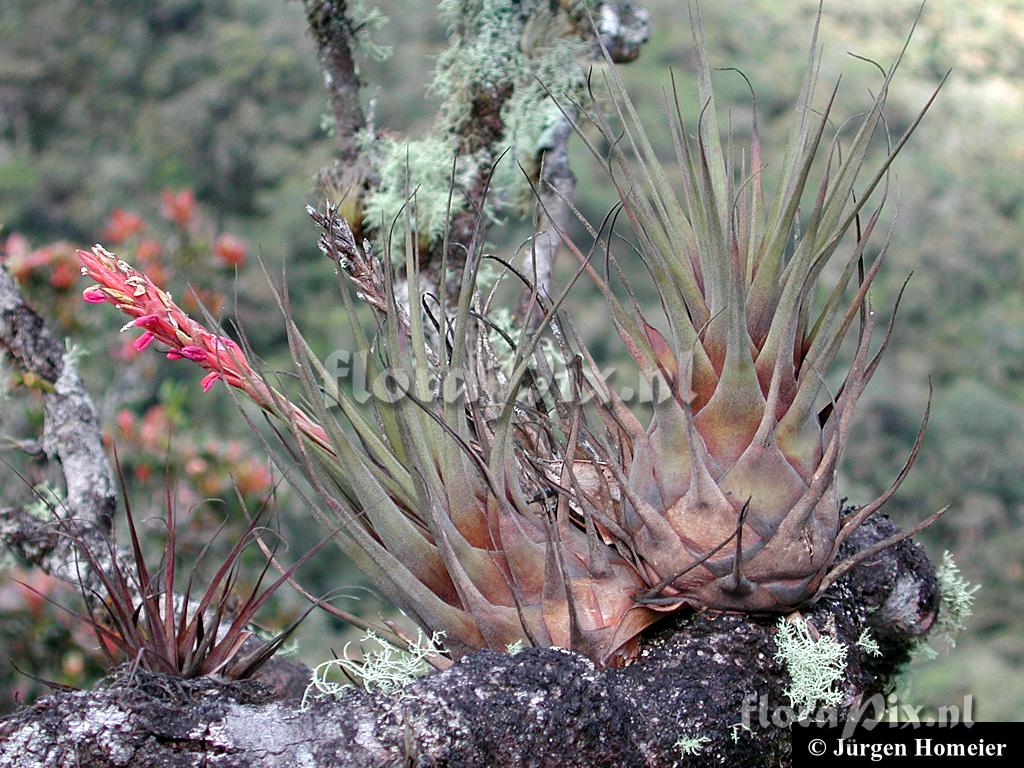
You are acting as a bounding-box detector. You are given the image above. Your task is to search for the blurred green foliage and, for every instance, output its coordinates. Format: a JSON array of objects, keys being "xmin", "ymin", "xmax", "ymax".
[{"xmin": 1, "ymin": 0, "xmax": 1020, "ymax": 719}]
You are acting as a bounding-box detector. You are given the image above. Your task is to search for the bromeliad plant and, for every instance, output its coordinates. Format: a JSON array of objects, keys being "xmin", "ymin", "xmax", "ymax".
[
  {"xmin": 562, "ymin": 6, "xmax": 949, "ymax": 612},
  {"xmin": 79, "ymin": 8, "xmax": 945, "ymax": 667},
  {"xmin": 16, "ymin": 479, "xmax": 326, "ymax": 679}
]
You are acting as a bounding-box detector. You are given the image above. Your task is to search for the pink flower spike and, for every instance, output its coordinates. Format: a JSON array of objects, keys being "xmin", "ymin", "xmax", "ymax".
[
  {"xmin": 200, "ymin": 372, "xmax": 222, "ymax": 393},
  {"xmin": 133, "ymin": 331, "xmax": 155, "ymax": 352},
  {"xmin": 82, "ymin": 286, "xmax": 107, "ymax": 304},
  {"xmin": 179, "ymin": 345, "xmax": 208, "ymax": 362}
]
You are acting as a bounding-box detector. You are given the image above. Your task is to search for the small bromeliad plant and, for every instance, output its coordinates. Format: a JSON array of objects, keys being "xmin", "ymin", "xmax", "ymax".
[
  {"xmin": 78, "ymin": 7, "xmax": 946, "ymax": 668},
  {"xmin": 17, "ymin": 477, "xmax": 326, "ymax": 680}
]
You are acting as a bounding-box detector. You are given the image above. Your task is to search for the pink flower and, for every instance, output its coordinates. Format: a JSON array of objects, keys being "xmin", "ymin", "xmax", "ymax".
[
  {"xmin": 179, "ymin": 345, "xmax": 208, "ymax": 362},
  {"xmin": 134, "ymin": 314, "xmax": 160, "ymax": 329},
  {"xmin": 133, "ymin": 331, "xmax": 155, "ymax": 351},
  {"xmin": 77, "ymin": 244, "xmax": 334, "ymax": 454},
  {"xmin": 200, "ymin": 372, "xmax": 222, "ymax": 393},
  {"xmin": 185, "ymin": 456, "xmax": 210, "ymax": 476},
  {"xmin": 83, "ymin": 286, "xmax": 107, "ymax": 303},
  {"xmin": 166, "ymin": 346, "xmax": 206, "ymax": 362}
]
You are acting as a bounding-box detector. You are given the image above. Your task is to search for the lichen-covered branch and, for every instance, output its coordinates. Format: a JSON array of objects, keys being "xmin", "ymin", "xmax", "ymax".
[
  {"xmin": 304, "ymin": 0, "xmax": 369, "ymax": 166},
  {"xmin": 308, "ymin": 1, "xmax": 650, "ymax": 302},
  {"xmin": 515, "ymin": 0, "xmax": 650, "ymax": 320},
  {"xmin": 0, "ymin": 265, "xmax": 117, "ymax": 591},
  {"xmin": 0, "ymin": 515, "xmax": 939, "ymax": 767},
  {"xmin": 515, "ymin": 1, "xmax": 650, "ymax": 321}
]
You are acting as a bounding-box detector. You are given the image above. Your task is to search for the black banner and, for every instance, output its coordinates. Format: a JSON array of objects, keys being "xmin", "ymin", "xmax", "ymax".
[{"xmin": 793, "ymin": 723, "xmax": 1018, "ymax": 766}]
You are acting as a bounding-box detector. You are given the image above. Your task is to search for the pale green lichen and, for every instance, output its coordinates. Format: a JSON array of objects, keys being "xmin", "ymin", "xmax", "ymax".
[
  {"xmin": 347, "ymin": 0, "xmax": 392, "ymax": 63},
  {"xmin": 488, "ymin": 306, "xmax": 522, "ymax": 351},
  {"xmin": 491, "ymin": 31, "xmax": 588, "ymax": 206},
  {"xmin": 774, "ymin": 617, "xmax": 847, "ymax": 718},
  {"xmin": 432, "ymin": 0, "xmax": 590, "ymax": 203},
  {"xmin": 432, "ymin": 0, "xmax": 531, "ymax": 127},
  {"xmin": 475, "ymin": 258, "xmax": 504, "ymax": 294},
  {"xmin": 729, "ymin": 722, "xmax": 750, "ymax": 744},
  {"xmin": 486, "ymin": 305, "xmax": 564, "ymax": 382},
  {"xmin": 64, "ymin": 337, "xmax": 89, "ymax": 368},
  {"xmin": 362, "ymin": 135, "xmax": 468, "ymax": 260},
  {"xmin": 675, "ymin": 733, "xmax": 710, "ymax": 757},
  {"xmin": 0, "ymin": 351, "xmax": 9, "ymax": 405},
  {"xmin": 934, "ymin": 551, "xmax": 980, "ymax": 648},
  {"xmin": 505, "ymin": 639, "xmax": 524, "ymax": 654},
  {"xmin": 856, "ymin": 628, "xmax": 882, "ymax": 657},
  {"xmin": 362, "ymin": 1, "xmax": 598, "ymax": 254},
  {"xmin": 300, "ymin": 629, "xmax": 445, "ymax": 708},
  {"xmin": 25, "ymin": 483, "xmax": 64, "ymax": 522}
]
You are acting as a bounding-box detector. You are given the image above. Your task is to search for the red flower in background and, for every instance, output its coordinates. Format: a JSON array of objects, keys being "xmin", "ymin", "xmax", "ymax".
[
  {"xmin": 106, "ymin": 405, "xmax": 273, "ymax": 501},
  {"xmin": 1, "ymin": 234, "xmax": 32, "ymax": 279},
  {"xmin": 160, "ymin": 189, "xmax": 196, "ymax": 229},
  {"xmin": 115, "ymin": 409, "xmax": 137, "ymax": 437},
  {"xmin": 134, "ymin": 238, "xmax": 162, "ymax": 263},
  {"xmin": 235, "ymin": 459, "xmax": 272, "ymax": 496},
  {"xmin": 181, "ymin": 286, "xmax": 225, "ymax": 317},
  {"xmin": 49, "ymin": 259, "xmax": 78, "ymax": 290},
  {"xmin": 3, "ymin": 237, "xmax": 81, "ymax": 290},
  {"xmin": 134, "ymin": 238, "xmax": 170, "ymax": 287},
  {"xmin": 103, "ymin": 209, "xmax": 145, "ymax": 244},
  {"xmin": 213, "ymin": 234, "xmax": 247, "ymax": 267}
]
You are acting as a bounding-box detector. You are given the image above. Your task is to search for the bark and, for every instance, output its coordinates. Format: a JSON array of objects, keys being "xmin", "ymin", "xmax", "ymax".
[
  {"xmin": 0, "ymin": 514, "xmax": 939, "ymax": 768},
  {"xmin": 304, "ymin": 0, "xmax": 379, "ymax": 246},
  {"xmin": 514, "ymin": 117, "xmax": 574, "ymax": 326}
]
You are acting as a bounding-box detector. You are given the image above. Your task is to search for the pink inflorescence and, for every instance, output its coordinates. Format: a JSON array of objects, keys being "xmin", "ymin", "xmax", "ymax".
[
  {"xmin": 78, "ymin": 245, "xmax": 248, "ymax": 390},
  {"xmin": 77, "ymin": 245, "xmax": 331, "ymax": 451}
]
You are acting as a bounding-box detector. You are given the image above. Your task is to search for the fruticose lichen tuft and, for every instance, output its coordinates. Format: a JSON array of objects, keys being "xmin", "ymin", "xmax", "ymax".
[
  {"xmin": 774, "ymin": 617, "xmax": 847, "ymax": 718},
  {"xmin": 675, "ymin": 732, "xmax": 710, "ymax": 757},
  {"xmin": 301, "ymin": 629, "xmax": 446, "ymax": 708},
  {"xmin": 934, "ymin": 551, "xmax": 980, "ymax": 648}
]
